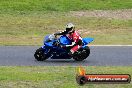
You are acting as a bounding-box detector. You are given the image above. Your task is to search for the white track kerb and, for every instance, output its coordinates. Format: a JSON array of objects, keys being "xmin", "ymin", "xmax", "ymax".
[{"xmin": 89, "ymin": 45, "xmax": 132, "ymax": 46}]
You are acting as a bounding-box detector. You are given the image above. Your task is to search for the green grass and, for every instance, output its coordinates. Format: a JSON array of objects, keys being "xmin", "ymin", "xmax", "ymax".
[
  {"xmin": 0, "ymin": 13, "xmax": 132, "ymax": 45},
  {"xmin": 0, "ymin": 0, "xmax": 132, "ymax": 45},
  {"xmin": 0, "ymin": 0, "xmax": 132, "ymax": 13},
  {"xmin": 0, "ymin": 66, "xmax": 131, "ymax": 88}
]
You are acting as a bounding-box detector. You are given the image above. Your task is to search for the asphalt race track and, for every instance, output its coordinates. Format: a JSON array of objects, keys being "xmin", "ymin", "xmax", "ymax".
[{"xmin": 0, "ymin": 46, "xmax": 132, "ymax": 66}]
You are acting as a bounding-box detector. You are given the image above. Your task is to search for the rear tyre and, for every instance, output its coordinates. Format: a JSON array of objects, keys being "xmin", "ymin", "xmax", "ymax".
[
  {"xmin": 73, "ymin": 46, "xmax": 90, "ymax": 61},
  {"xmin": 34, "ymin": 48, "xmax": 48, "ymax": 61}
]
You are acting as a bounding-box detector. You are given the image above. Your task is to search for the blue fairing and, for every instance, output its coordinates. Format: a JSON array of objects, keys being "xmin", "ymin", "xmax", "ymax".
[
  {"xmin": 42, "ymin": 35, "xmax": 94, "ymax": 59},
  {"xmin": 82, "ymin": 38, "xmax": 94, "ymax": 45},
  {"xmin": 44, "ymin": 36, "xmax": 94, "ymax": 47},
  {"xmin": 59, "ymin": 36, "xmax": 72, "ymax": 45},
  {"xmin": 44, "ymin": 41, "xmax": 53, "ymax": 47},
  {"xmin": 43, "ymin": 35, "xmax": 56, "ymax": 47},
  {"xmin": 44, "ymin": 35, "xmax": 50, "ymax": 42}
]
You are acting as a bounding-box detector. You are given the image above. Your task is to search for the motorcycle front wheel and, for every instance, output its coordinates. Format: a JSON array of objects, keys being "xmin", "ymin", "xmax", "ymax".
[{"xmin": 34, "ymin": 48, "xmax": 48, "ymax": 61}]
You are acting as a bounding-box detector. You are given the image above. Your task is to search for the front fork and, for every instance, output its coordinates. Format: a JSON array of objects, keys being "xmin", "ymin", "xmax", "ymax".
[{"xmin": 41, "ymin": 45, "xmax": 51, "ymax": 56}]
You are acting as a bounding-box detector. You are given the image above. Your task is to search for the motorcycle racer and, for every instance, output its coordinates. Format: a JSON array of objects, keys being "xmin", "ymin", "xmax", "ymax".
[
  {"xmin": 34, "ymin": 23, "xmax": 94, "ymax": 61},
  {"xmin": 54, "ymin": 23, "xmax": 83, "ymax": 56}
]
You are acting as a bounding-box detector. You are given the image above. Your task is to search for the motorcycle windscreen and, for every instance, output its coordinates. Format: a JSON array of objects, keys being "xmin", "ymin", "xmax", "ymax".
[
  {"xmin": 59, "ymin": 36, "xmax": 72, "ymax": 45},
  {"xmin": 82, "ymin": 38, "xmax": 94, "ymax": 45},
  {"xmin": 43, "ymin": 35, "xmax": 53, "ymax": 47},
  {"xmin": 44, "ymin": 35, "xmax": 50, "ymax": 42}
]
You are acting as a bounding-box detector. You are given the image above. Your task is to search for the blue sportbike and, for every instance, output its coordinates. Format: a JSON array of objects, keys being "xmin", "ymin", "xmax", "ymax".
[{"xmin": 34, "ymin": 34, "xmax": 94, "ymax": 61}]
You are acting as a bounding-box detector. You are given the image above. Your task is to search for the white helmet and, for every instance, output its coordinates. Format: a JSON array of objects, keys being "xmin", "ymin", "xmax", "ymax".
[
  {"xmin": 66, "ymin": 23, "xmax": 75, "ymax": 28},
  {"xmin": 65, "ymin": 23, "xmax": 75, "ymax": 33}
]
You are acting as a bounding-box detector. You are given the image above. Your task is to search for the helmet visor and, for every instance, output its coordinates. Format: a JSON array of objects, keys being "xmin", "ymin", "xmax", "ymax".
[{"xmin": 66, "ymin": 28, "xmax": 72, "ymax": 32}]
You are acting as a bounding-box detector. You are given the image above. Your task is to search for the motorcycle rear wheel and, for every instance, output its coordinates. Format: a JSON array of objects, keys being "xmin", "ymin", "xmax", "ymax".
[{"xmin": 73, "ymin": 46, "xmax": 90, "ymax": 61}]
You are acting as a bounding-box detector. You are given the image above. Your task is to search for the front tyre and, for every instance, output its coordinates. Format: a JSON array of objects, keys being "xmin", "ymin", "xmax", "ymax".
[
  {"xmin": 34, "ymin": 48, "xmax": 48, "ymax": 61},
  {"xmin": 73, "ymin": 46, "xmax": 90, "ymax": 61}
]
